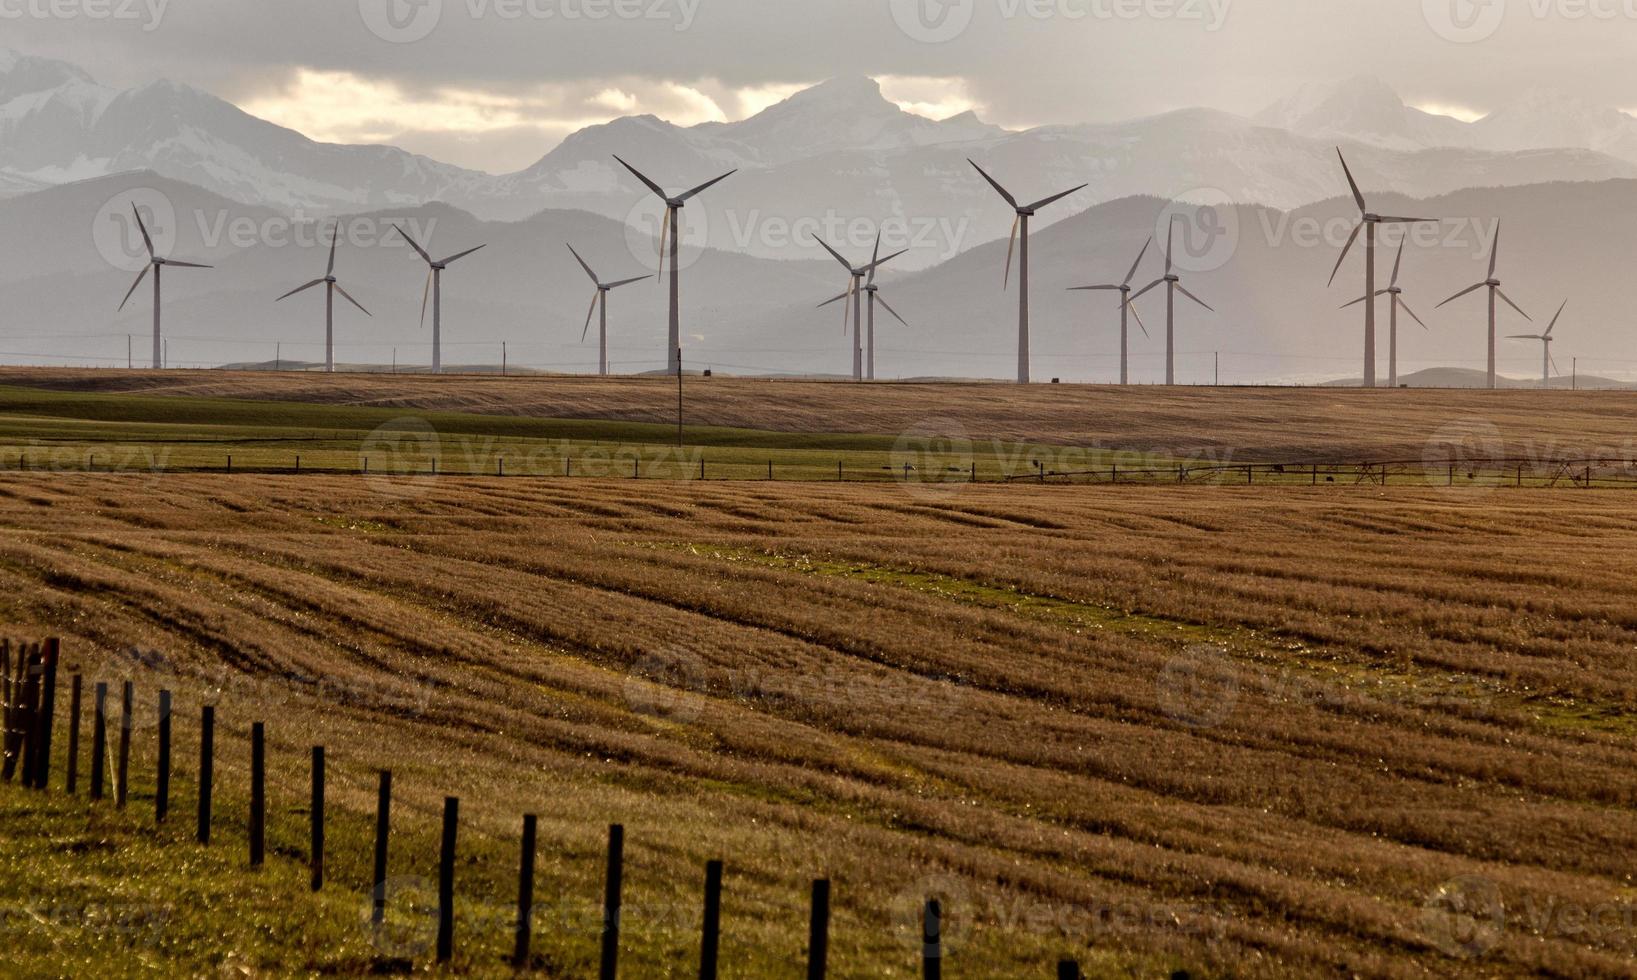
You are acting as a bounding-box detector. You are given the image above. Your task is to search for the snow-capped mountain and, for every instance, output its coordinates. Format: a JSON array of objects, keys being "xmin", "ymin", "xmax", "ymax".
[
  {"xmin": 1470, "ymin": 89, "xmax": 1637, "ymax": 162},
  {"xmin": 1256, "ymin": 76, "xmax": 1475, "ymax": 152}
]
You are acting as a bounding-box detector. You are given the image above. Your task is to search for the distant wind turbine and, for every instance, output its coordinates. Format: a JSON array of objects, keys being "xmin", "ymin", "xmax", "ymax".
[
  {"xmin": 1068, "ymin": 237, "xmax": 1152, "ymax": 385},
  {"xmin": 1508, "ymin": 299, "xmax": 1567, "ymax": 389},
  {"xmin": 1436, "ymin": 223, "xmax": 1529, "ymax": 390},
  {"xmin": 567, "ymin": 243, "xmax": 650, "ymax": 376},
  {"xmin": 969, "ymin": 159, "xmax": 1087, "ymax": 384},
  {"xmin": 275, "ymin": 222, "xmax": 371, "ymax": 373},
  {"xmin": 613, "ymin": 155, "xmax": 736, "ymax": 374},
  {"xmin": 1340, "ymin": 239, "xmax": 1427, "ymax": 388},
  {"xmin": 813, "ymin": 233, "xmax": 906, "ymax": 381},
  {"xmin": 116, "ymin": 203, "xmax": 212, "ymax": 370},
  {"xmin": 1327, "ymin": 149, "xmax": 1438, "ymax": 388},
  {"xmin": 1129, "ymin": 221, "xmax": 1213, "ymax": 385},
  {"xmin": 393, "ymin": 225, "xmax": 486, "ymax": 375},
  {"xmin": 861, "ymin": 274, "xmax": 911, "ymax": 381}
]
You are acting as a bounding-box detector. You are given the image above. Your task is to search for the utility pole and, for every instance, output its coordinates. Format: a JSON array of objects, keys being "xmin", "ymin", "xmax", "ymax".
[
  {"xmin": 1214, "ymin": 352, "xmax": 1220, "ymax": 387},
  {"xmin": 502, "ymin": 342, "xmax": 507, "ymax": 377},
  {"xmin": 676, "ymin": 347, "xmax": 684, "ymax": 449},
  {"xmin": 392, "ymin": 348, "xmax": 397, "ymax": 375},
  {"xmin": 276, "ymin": 342, "xmax": 281, "ymax": 372},
  {"xmin": 1573, "ymin": 358, "xmax": 1578, "ymax": 391}
]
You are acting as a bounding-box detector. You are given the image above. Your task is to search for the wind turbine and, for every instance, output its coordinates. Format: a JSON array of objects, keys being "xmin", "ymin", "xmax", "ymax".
[
  {"xmin": 968, "ymin": 159, "xmax": 1087, "ymax": 384},
  {"xmin": 1340, "ymin": 239, "xmax": 1428, "ymax": 388},
  {"xmin": 116, "ymin": 203, "xmax": 212, "ymax": 370},
  {"xmin": 567, "ymin": 243, "xmax": 650, "ymax": 376},
  {"xmin": 1129, "ymin": 220, "xmax": 1213, "ymax": 385},
  {"xmin": 1436, "ymin": 223, "xmax": 1529, "ymax": 390},
  {"xmin": 812, "ymin": 233, "xmax": 906, "ymax": 381},
  {"xmin": 393, "ymin": 225, "xmax": 486, "ymax": 375},
  {"xmin": 275, "ymin": 222, "xmax": 371, "ymax": 373},
  {"xmin": 1508, "ymin": 300, "xmax": 1567, "ymax": 389},
  {"xmin": 1068, "ymin": 237, "xmax": 1152, "ymax": 385},
  {"xmin": 1327, "ymin": 149, "xmax": 1438, "ymax": 388},
  {"xmin": 613, "ymin": 156, "xmax": 736, "ymax": 374}
]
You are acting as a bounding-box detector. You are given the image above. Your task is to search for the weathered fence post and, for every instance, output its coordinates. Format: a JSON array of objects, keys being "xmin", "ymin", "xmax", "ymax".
[
  {"xmin": 923, "ymin": 898, "xmax": 942, "ymax": 980},
  {"xmin": 437, "ymin": 796, "xmax": 458, "ymax": 963},
  {"xmin": 197, "ymin": 705, "xmax": 214, "ymax": 844},
  {"xmin": 700, "ymin": 859, "xmax": 723, "ymax": 980},
  {"xmin": 29, "ymin": 637, "xmax": 58, "ymax": 789},
  {"xmin": 513, "ymin": 813, "xmax": 537, "ymax": 968},
  {"xmin": 156, "ymin": 690, "xmax": 172, "ymax": 823},
  {"xmin": 249, "ymin": 722, "xmax": 265, "ymax": 868},
  {"xmin": 767, "ymin": 460, "xmax": 773, "ymax": 481},
  {"xmin": 90, "ymin": 681, "xmax": 107, "ymax": 801},
  {"xmin": 498, "ymin": 457, "xmax": 505, "ymax": 478},
  {"xmin": 1057, "ymin": 961, "xmax": 1081, "ymax": 979},
  {"xmin": 600, "ymin": 824, "xmax": 624, "ymax": 980},
  {"xmin": 310, "ymin": 746, "xmax": 325, "ymax": 891},
  {"xmin": 807, "ymin": 879, "xmax": 831, "ymax": 980},
  {"xmin": 372, "ymin": 770, "xmax": 392, "ymax": 926},
  {"xmin": 115, "ymin": 680, "xmax": 133, "ymax": 808},
  {"xmin": 65, "ymin": 673, "xmax": 81, "ymax": 794}
]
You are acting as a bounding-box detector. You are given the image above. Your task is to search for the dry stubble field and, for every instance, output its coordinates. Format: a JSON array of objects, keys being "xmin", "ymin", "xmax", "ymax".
[{"xmin": 2, "ymin": 469, "xmax": 1636, "ymax": 977}]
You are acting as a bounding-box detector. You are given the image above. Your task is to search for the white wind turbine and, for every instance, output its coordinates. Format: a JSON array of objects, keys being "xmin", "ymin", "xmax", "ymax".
[
  {"xmin": 116, "ymin": 203, "xmax": 212, "ymax": 370},
  {"xmin": 1068, "ymin": 238, "xmax": 1151, "ymax": 385},
  {"xmin": 567, "ymin": 243, "xmax": 650, "ymax": 376},
  {"xmin": 969, "ymin": 159, "xmax": 1087, "ymax": 384},
  {"xmin": 613, "ymin": 156, "xmax": 736, "ymax": 373},
  {"xmin": 1328, "ymin": 149, "xmax": 1439, "ymax": 388},
  {"xmin": 1508, "ymin": 300, "xmax": 1567, "ymax": 389},
  {"xmin": 275, "ymin": 222, "xmax": 371, "ymax": 373},
  {"xmin": 1436, "ymin": 223, "xmax": 1529, "ymax": 390},
  {"xmin": 1129, "ymin": 221, "xmax": 1214, "ymax": 385},
  {"xmin": 393, "ymin": 225, "xmax": 486, "ymax": 375},
  {"xmin": 812, "ymin": 233, "xmax": 907, "ymax": 381},
  {"xmin": 1339, "ymin": 239, "xmax": 1428, "ymax": 388}
]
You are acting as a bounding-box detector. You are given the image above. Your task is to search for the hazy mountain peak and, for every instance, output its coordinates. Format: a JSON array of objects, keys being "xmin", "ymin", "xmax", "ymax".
[{"xmin": 0, "ymin": 48, "xmax": 95, "ymax": 103}]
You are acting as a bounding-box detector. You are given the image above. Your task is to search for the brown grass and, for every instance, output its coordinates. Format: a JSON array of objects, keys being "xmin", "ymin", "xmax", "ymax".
[{"xmin": 2, "ymin": 474, "xmax": 1634, "ymax": 976}]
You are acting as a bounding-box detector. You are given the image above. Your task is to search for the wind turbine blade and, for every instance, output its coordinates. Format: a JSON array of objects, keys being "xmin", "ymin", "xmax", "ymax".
[
  {"xmin": 1339, "ymin": 294, "xmax": 1370, "ymax": 310},
  {"xmin": 613, "ymin": 155, "xmax": 668, "ymax": 200},
  {"xmin": 1003, "ymin": 215, "xmax": 1019, "ymax": 290},
  {"xmin": 419, "ymin": 268, "xmax": 432, "ymax": 329},
  {"xmin": 581, "ymin": 290, "xmax": 599, "ymax": 342},
  {"xmin": 967, "ymin": 159, "xmax": 1018, "ymax": 208},
  {"xmin": 1390, "ymin": 239, "xmax": 1405, "ymax": 288},
  {"xmin": 437, "ymin": 244, "xmax": 486, "ymax": 266},
  {"xmin": 1336, "ymin": 148, "xmax": 1367, "ymax": 213},
  {"xmin": 334, "ymin": 282, "xmax": 371, "ymax": 316},
  {"xmin": 1505, "ymin": 335, "xmax": 1543, "ymax": 340},
  {"xmin": 811, "ymin": 235, "xmax": 856, "ymax": 273},
  {"xmin": 1068, "ymin": 284, "xmax": 1122, "ymax": 292},
  {"xmin": 1177, "ymin": 284, "xmax": 1214, "ymax": 312},
  {"xmin": 394, "ymin": 224, "xmax": 433, "ymax": 264},
  {"xmin": 326, "ymin": 224, "xmax": 339, "ymax": 277},
  {"xmin": 163, "ymin": 260, "xmax": 212, "ymax": 269},
  {"xmin": 1488, "ymin": 222, "xmax": 1501, "ymax": 279},
  {"xmin": 676, "ymin": 169, "xmax": 736, "ymax": 203},
  {"xmin": 275, "ymin": 279, "xmax": 325, "ymax": 302},
  {"xmin": 843, "ymin": 277, "xmax": 856, "ymax": 334},
  {"xmin": 566, "ymin": 243, "xmax": 599, "ymax": 284},
  {"xmin": 864, "ymin": 248, "xmax": 909, "ymax": 275},
  {"xmin": 867, "ymin": 232, "xmax": 882, "ymax": 286},
  {"xmin": 1549, "ymin": 351, "xmax": 1560, "ymax": 377},
  {"xmin": 1022, "ymin": 184, "xmax": 1089, "ymax": 212},
  {"xmin": 1545, "ymin": 299, "xmax": 1567, "ymax": 337},
  {"xmin": 1328, "ymin": 222, "xmax": 1362, "ymax": 287},
  {"xmin": 1128, "ymin": 299, "xmax": 1151, "ymax": 339},
  {"xmin": 1437, "ymin": 282, "xmax": 1487, "ymax": 308},
  {"xmin": 1399, "ymin": 297, "xmax": 1429, "ymax": 330},
  {"xmin": 131, "ymin": 204, "xmax": 156, "ymax": 259},
  {"xmin": 1124, "ymin": 238, "xmax": 1152, "ymax": 286},
  {"xmin": 875, "ymin": 293, "xmax": 908, "ymax": 327},
  {"xmin": 657, "ymin": 207, "xmax": 671, "ymax": 283},
  {"xmin": 816, "ymin": 290, "xmax": 850, "ymax": 309},
  {"xmin": 1378, "ymin": 216, "xmax": 1438, "ymax": 224},
  {"xmin": 1164, "ymin": 219, "xmax": 1175, "ymax": 276},
  {"xmin": 1497, "ymin": 289, "xmax": 1531, "ymax": 321},
  {"xmin": 117, "ymin": 265, "xmax": 150, "ymax": 312},
  {"xmin": 605, "ymin": 275, "xmax": 651, "ymax": 290},
  {"xmin": 1129, "ymin": 279, "xmax": 1165, "ymax": 303}
]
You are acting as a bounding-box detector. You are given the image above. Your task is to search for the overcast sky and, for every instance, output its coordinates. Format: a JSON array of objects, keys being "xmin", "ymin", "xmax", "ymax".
[{"xmin": 6, "ymin": 0, "xmax": 1637, "ymax": 172}]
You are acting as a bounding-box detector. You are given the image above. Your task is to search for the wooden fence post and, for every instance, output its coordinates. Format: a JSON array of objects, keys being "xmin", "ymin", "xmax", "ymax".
[
  {"xmin": 923, "ymin": 898, "xmax": 942, "ymax": 980},
  {"xmin": 600, "ymin": 824, "xmax": 624, "ymax": 980},
  {"xmin": 29, "ymin": 637, "xmax": 58, "ymax": 789},
  {"xmin": 89, "ymin": 681, "xmax": 107, "ymax": 801},
  {"xmin": 249, "ymin": 722, "xmax": 265, "ymax": 868},
  {"xmin": 437, "ymin": 797, "xmax": 458, "ymax": 963},
  {"xmin": 310, "ymin": 746, "xmax": 325, "ymax": 891},
  {"xmin": 156, "ymin": 690, "xmax": 172, "ymax": 823},
  {"xmin": 1057, "ymin": 961, "xmax": 1081, "ymax": 980},
  {"xmin": 700, "ymin": 860, "xmax": 723, "ymax": 980},
  {"xmin": 65, "ymin": 674, "xmax": 81, "ymax": 794},
  {"xmin": 807, "ymin": 879, "xmax": 831, "ymax": 980},
  {"xmin": 115, "ymin": 680, "xmax": 132, "ymax": 808},
  {"xmin": 197, "ymin": 705, "xmax": 214, "ymax": 844},
  {"xmin": 372, "ymin": 771, "xmax": 392, "ymax": 926},
  {"xmin": 513, "ymin": 814, "xmax": 537, "ymax": 968}
]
